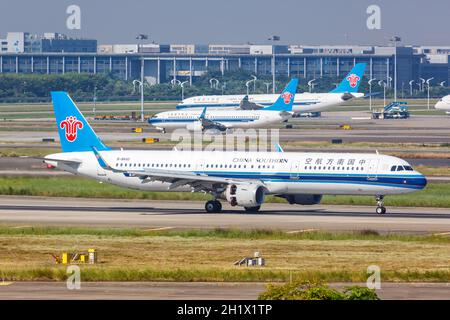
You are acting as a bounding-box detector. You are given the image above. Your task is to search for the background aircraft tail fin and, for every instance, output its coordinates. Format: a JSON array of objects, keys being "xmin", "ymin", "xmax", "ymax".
[
  {"xmin": 263, "ymin": 78, "xmax": 298, "ymax": 111},
  {"xmin": 330, "ymin": 63, "xmax": 366, "ymax": 93},
  {"xmin": 51, "ymin": 91, "xmax": 110, "ymax": 153}
]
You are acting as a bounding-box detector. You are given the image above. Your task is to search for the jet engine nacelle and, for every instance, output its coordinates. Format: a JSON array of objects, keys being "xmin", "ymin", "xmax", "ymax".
[
  {"xmin": 186, "ymin": 122, "xmax": 203, "ymax": 131},
  {"xmin": 284, "ymin": 194, "xmax": 322, "ymax": 205},
  {"xmin": 225, "ymin": 184, "xmax": 266, "ymax": 207}
]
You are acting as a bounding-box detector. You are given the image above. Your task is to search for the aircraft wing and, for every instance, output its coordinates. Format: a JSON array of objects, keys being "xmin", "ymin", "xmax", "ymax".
[
  {"xmin": 200, "ymin": 117, "xmax": 228, "ymax": 132},
  {"xmin": 92, "ymin": 147, "xmax": 259, "ymax": 192},
  {"xmin": 239, "ymin": 95, "xmax": 264, "ymax": 110}
]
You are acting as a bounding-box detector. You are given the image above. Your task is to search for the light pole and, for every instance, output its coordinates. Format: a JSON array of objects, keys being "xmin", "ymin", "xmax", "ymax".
[
  {"xmin": 409, "ymin": 80, "xmax": 414, "ymax": 97},
  {"xmin": 378, "ymin": 80, "xmax": 386, "ymax": 107},
  {"xmin": 93, "ymin": 86, "xmax": 97, "ymax": 118},
  {"xmin": 264, "ymin": 82, "xmax": 271, "ymax": 94},
  {"xmin": 268, "ymin": 35, "xmax": 280, "ymax": 93},
  {"xmin": 368, "ymin": 78, "xmax": 376, "ymax": 111},
  {"xmin": 401, "ymin": 82, "xmax": 405, "ymax": 99},
  {"xmin": 180, "ymin": 81, "xmax": 189, "ymax": 101},
  {"xmin": 439, "ymin": 81, "xmax": 446, "ymax": 87},
  {"xmin": 245, "ymin": 79, "xmax": 253, "ymax": 95},
  {"xmin": 307, "ymin": 79, "xmax": 316, "ymax": 93},
  {"xmin": 221, "ymin": 82, "xmax": 226, "ymax": 95},
  {"xmin": 426, "ymin": 77, "xmax": 434, "ymax": 110},
  {"xmin": 390, "ymin": 36, "xmax": 401, "ymax": 101},
  {"xmin": 209, "ymin": 78, "xmax": 219, "ymax": 89},
  {"xmin": 387, "ymin": 76, "xmax": 393, "ymax": 89},
  {"xmin": 132, "ymin": 79, "xmax": 144, "ymax": 122},
  {"xmin": 419, "ymin": 78, "xmax": 426, "ymax": 92},
  {"xmin": 136, "ymin": 34, "xmax": 148, "ymax": 122},
  {"xmin": 251, "ymin": 75, "xmax": 257, "ymax": 93}
]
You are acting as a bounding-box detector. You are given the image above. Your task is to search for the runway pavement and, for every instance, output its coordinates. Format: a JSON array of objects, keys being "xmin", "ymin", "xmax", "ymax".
[
  {"xmin": 0, "ymin": 196, "xmax": 449, "ymax": 234},
  {"xmin": 1, "ymin": 111, "xmax": 450, "ymax": 144},
  {"xmin": 0, "ymin": 281, "xmax": 448, "ymax": 300}
]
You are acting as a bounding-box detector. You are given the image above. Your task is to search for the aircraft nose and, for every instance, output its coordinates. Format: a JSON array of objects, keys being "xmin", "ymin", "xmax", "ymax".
[{"xmin": 415, "ymin": 174, "xmax": 427, "ymax": 189}]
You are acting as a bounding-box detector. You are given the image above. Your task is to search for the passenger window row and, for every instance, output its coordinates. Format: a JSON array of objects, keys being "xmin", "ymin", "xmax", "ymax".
[
  {"xmin": 116, "ymin": 163, "xmax": 192, "ymax": 169},
  {"xmin": 205, "ymin": 164, "xmax": 275, "ymax": 169}
]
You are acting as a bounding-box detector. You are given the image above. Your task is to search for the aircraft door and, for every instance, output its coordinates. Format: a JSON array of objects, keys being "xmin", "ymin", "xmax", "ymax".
[
  {"xmin": 290, "ymin": 161, "xmax": 301, "ymax": 180},
  {"xmin": 366, "ymin": 159, "xmax": 379, "ymax": 181}
]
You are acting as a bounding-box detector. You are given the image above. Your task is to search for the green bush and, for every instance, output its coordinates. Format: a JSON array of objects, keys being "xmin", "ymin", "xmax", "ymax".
[
  {"xmin": 258, "ymin": 281, "xmax": 379, "ymax": 300},
  {"xmin": 343, "ymin": 286, "xmax": 380, "ymax": 300}
]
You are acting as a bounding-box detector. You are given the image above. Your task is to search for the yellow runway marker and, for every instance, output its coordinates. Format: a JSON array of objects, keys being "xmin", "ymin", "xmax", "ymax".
[
  {"xmin": 145, "ymin": 227, "xmax": 174, "ymax": 231},
  {"xmin": 432, "ymin": 232, "xmax": 450, "ymax": 236},
  {"xmin": 0, "ymin": 282, "xmax": 13, "ymax": 286},
  {"xmin": 286, "ymin": 229, "xmax": 318, "ymax": 234}
]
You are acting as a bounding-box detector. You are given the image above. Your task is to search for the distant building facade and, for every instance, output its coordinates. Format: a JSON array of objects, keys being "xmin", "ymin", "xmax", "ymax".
[
  {"xmin": 0, "ymin": 32, "xmax": 96, "ymax": 53},
  {"xmin": 0, "ymin": 32, "xmax": 448, "ymax": 87}
]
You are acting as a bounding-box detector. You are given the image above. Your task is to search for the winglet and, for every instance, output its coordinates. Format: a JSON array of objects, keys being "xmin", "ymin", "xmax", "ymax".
[
  {"xmin": 274, "ymin": 143, "xmax": 284, "ymax": 153},
  {"xmin": 199, "ymin": 107, "xmax": 207, "ymax": 119}
]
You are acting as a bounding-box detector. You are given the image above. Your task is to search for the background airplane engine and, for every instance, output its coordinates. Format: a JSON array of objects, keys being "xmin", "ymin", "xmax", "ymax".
[
  {"xmin": 186, "ymin": 122, "xmax": 203, "ymax": 131},
  {"xmin": 225, "ymin": 184, "xmax": 266, "ymax": 207},
  {"xmin": 284, "ymin": 194, "xmax": 323, "ymax": 205}
]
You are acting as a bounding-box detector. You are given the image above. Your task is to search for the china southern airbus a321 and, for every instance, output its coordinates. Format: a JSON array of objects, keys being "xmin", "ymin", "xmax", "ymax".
[
  {"xmin": 44, "ymin": 91, "xmax": 426, "ymax": 214},
  {"xmin": 175, "ymin": 63, "xmax": 367, "ymax": 113},
  {"xmin": 149, "ymin": 79, "xmax": 299, "ymax": 133}
]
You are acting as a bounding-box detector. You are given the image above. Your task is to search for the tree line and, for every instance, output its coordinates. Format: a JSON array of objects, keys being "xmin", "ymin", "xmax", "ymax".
[{"xmin": 0, "ymin": 71, "xmax": 448, "ymax": 103}]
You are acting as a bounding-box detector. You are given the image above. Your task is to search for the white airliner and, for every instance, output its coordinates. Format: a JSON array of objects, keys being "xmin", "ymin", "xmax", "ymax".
[
  {"xmin": 176, "ymin": 63, "xmax": 366, "ymax": 113},
  {"xmin": 435, "ymin": 95, "xmax": 450, "ymax": 114},
  {"xmin": 43, "ymin": 91, "xmax": 426, "ymax": 214},
  {"xmin": 149, "ymin": 79, "xmax": 298, "ymax": 132}
]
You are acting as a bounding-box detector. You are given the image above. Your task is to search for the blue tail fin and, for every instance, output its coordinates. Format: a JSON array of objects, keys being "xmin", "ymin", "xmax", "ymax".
[
  {"xmin": 263, "ymin": 78, "xmax": 299, "ymax": 111},
  {"xmin": 330, "ymin": 63, "xmax": 366, "ymax": 93},
  {"xmin": 51, "ymin": 91, "xmax": 110, "ymax": 153}
]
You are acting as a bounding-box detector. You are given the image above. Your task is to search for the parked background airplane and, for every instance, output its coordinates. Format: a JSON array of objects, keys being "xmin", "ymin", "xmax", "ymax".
[
  {"xmin": 149, "ymin": 79, "xmax": 299, "ymax": 132},
  {"xmin": 176, "ymin": 63, "xmax": 366, "ymax": 114},
  {"xmin": 43, "ymin": 91, "xmax": 426, "ymax": 214},
  {"xmin": 435, "ymin": 95, "xmax": 450, "ymax": 114}
]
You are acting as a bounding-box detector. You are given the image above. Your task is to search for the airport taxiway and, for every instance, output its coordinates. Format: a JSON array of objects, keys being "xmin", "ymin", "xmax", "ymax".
[
  {"xmin": 0, "ymin": 196, "xmax": 449, "ymax": 234},
  {"xmin": 0, "ymin": 281, "xmax": 448, "ymax": 300}
]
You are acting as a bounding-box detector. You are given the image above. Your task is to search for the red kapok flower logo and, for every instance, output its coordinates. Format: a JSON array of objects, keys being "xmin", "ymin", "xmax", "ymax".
[
  {"xmin": 60, "ymin": 116, "xmax": 83, "ymax": 142},
  {"xmin": 281, "ymin": 92, "xmax": 293, "ymax": 104},
  {"xmin": 346, "ymin": 74, "xmax": 361, "ymax": 88}
]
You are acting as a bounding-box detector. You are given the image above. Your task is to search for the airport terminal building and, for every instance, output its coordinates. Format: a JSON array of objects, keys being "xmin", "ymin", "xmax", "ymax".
[{"xmin": 0, "ymin": 32, "xmax": 449, "ymax": 88}]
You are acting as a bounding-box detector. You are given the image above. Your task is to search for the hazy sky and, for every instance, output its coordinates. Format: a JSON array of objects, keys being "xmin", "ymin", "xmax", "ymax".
[{"xmin": 1, "ymin": 0, "xmax": 449, "ymax": 45}]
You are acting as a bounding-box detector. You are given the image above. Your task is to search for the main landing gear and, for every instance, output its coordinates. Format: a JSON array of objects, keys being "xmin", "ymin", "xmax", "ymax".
[
  {"xmin": 205, "ymin": 200, "xmax": 222, "ymax": 213},
  {"xmin": 375, "ymin": 195, "xmax": 386, "ymax": 215}
]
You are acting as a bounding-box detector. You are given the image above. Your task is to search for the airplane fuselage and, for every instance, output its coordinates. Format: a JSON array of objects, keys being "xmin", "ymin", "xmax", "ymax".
[
  {"xmin": 45, "ymin": 150, "xmax": 426, "ymax": 196},
  {"xmin": 435, "ymin": 95, "xmax": 450, "ymax": 113},
  {"xmin": 176, "ymin": 92, "xmax": 364, "ymax": 113},
  {"xmin": 149, "ymin": 109, "xmax": 289, "ymax": 131}
]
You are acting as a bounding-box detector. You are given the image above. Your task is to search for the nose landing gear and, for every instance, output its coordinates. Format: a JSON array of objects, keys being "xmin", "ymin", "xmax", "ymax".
[{"xmin": 375, "ymin": 195, "xmax": 386, "ymax": 214}]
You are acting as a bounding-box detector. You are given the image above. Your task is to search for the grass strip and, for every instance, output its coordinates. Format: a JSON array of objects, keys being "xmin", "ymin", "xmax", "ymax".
[
  {"xmin": 0, "ymin": 226, "xmax": 448, "ymax": 243},
  {"xmin": 0, "ymin": 176, "xmax": 449, "ymax": 208}
]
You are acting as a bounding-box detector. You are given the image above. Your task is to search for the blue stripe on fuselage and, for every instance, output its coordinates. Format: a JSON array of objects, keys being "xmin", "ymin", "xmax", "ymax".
[{"xmin": 193, "ymin": 171, "xmax": 427, "ymax": 190}]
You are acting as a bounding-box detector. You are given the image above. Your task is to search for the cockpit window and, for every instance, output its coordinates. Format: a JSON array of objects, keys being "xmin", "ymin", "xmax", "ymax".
[
  {"xmin": 404, "ymin": 166, "xmax": 413, "ymax": 171},
  {"xmin": 391, "ymin": 166, "xmax": 397, "ymax": 171},
  {"xmin": 396, "ymin": 166, "xmax": 404, "ymax": 171}
]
